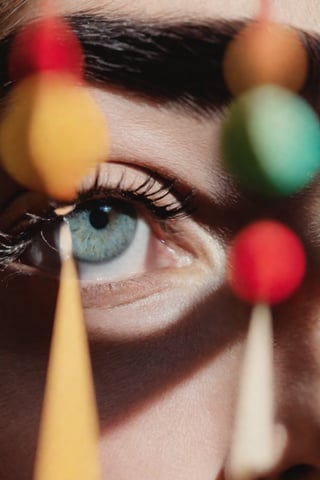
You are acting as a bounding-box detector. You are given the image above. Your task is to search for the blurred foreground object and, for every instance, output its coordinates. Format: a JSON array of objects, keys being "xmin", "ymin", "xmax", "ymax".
[
  {"xmin": 33, "ymin": 225, "xmax": 102, "ymax": 480},
  {"xmin": 0, "ymin": 13, "xmax": 109, "ymax": 200},
  {"xmin": 227, "ymin": 221, "xmax": 306, "ymax": 478},
  {"xmin": 223, "ymin": 7, "xmax": 308, "ymax": 95},
  {"xmin": 8, "ymin": 15, "xmax": 84, "ymax": 81},
  {"xmin": 221, "ymin": 86, "xmax": 320, "ymax": 196},
  {"xmin": 0, "ymin": 72, "xmax": 109, "ymax": 200},
  {"xmin": 229, "ymin": 220, "xmax": 306, "ymax": 305}
]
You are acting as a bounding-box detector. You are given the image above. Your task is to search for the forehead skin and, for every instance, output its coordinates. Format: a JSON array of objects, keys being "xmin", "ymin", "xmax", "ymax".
[{"xmin": 4, "ymin": 0, "xmax": 320, "ymax": 33}]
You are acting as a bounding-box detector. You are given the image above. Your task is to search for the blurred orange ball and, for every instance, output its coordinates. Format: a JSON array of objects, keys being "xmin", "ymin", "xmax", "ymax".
[
  {"xmin": 223, "ymin": 21, "xmax": 308, "ymax": 96},
  {"xmin": 0, "ymin": 73, "xmax": 109, "ymax": 200}
]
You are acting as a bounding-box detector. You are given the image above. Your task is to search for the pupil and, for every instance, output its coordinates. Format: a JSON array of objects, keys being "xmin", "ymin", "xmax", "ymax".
[{"xmin": 89, "ymin": 205, "xmax": 110, "ymax": 230}]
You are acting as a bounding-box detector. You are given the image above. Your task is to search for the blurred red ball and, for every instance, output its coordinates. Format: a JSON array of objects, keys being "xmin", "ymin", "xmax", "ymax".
[
  {"xmin": 9, "ymin": 16, "xmax": 84, "ymax": 82},
  {"xmin": 228, "ymin": 220, "xmax": 306, "ymax": 305}
]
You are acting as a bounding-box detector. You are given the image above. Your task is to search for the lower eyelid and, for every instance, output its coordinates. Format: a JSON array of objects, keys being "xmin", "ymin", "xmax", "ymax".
[
  {"xmin": 81, "ymin": 224, "xmax": 226, "ymax": 307},
  {"xmin": 82, "ymin": 259, "xmax": 207, "ymax": 312},
  {"xmin": 82, "ymin": 242, "xmax": 224, "ymax": 339},
  {"xmin": 3, "ymin": 222, "xmax": 225, "ymax": 340}
]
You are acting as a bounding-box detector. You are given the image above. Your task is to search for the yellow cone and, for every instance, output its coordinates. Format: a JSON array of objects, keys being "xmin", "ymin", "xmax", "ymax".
[{"xmin": 33, "ymin": 225, "xmax": 102, "ymax": 480}]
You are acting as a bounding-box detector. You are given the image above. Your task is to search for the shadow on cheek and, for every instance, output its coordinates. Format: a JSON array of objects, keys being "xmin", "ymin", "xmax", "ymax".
[
  {"xmin": 0, "ymin": 272, "xmax": 250, "ymax": 480},
  {"xmin": 90, "ymin": 287, "xmax": 250, "ymax": 432},
  {"xmin": 0, "ymin": 273, "xmax": 58, "ymax": 480}
]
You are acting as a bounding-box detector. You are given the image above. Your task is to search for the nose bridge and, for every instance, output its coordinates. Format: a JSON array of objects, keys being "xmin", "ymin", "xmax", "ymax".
[
  {"xmin": 225, "ymin": 290, "xmax": 320, "ymax": 479},
  {"xmin": 225, "ymin": 295, "xmax": 320, "ymax": 480},
  {"xmin": 264, "ymin": 295, "xmax": 320, "ymax": 474}
]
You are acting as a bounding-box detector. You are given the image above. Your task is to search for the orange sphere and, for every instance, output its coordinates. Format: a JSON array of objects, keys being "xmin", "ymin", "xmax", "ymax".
[
  {"xmin": 223, "ymin": 21, "xmax": 308, "ymax": 96},
  {"xmin": 0, "ymin": 73, "xmax": 109, "ymax": 200}
]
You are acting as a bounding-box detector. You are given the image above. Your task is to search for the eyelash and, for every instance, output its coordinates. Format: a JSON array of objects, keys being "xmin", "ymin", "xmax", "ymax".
[
  {"xmin": 77, "ymin": 171, "xmax": 195, "ymax": 220},
  {"xmin": 0, "ymin": 172, "xmax": 195, "ymax": 268}
]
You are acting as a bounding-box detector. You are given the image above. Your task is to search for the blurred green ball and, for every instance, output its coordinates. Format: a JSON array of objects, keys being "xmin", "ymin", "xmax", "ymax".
[{"xmin": 221, "ymin": 85, "xmax": 320, "ymax": 196}]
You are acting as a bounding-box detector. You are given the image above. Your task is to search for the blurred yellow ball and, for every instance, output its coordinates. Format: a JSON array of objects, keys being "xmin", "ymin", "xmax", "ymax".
[
  {"xmin": 0, "ymin": 73, "xmax": 109, "ymax": 200},
  {"xmin": 223, "ymin": 21, "xmax": 308, "ymax": 96}
]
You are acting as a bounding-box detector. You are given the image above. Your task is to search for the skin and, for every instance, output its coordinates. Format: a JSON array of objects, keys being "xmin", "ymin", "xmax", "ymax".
[{"xmin": 1, "ymin": 1, "xmax": 320, "ymax": 479}]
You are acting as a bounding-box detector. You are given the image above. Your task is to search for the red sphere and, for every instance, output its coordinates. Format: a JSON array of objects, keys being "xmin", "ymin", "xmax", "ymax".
[
  {"xmin": 228, "ymin": 220, "xmax": 306, "ymax": 305},
  {"xmin": 9, "ymin": 16, "xmax": 84, "ymax": 82}
]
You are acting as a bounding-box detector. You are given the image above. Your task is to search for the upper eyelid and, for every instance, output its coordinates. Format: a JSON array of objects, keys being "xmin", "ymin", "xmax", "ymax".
[
  {"xmin": 75, "ymin": 174, "xmax": 195, "ymax": 221},
  {"xmin": 0, "ymin": 163, "xmax": 193, "ymax": 237}
]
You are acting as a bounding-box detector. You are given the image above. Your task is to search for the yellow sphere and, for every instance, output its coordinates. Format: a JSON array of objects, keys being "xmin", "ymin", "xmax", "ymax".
[
  {"xmin": 223, "ymin": 21, "xmax": 308, "ymax": 96},
  {"xmin": 0, "ymin": 73, "xmax": 109, "ymax": 200}
]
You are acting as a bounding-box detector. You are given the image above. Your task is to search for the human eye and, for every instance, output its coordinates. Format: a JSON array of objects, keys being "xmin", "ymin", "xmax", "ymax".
[{"xmin": 0, "ymin": 162, "xmax": 196, "ymax": 289}]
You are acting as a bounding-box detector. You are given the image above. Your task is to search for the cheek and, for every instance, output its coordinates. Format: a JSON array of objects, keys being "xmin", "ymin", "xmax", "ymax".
[
  {"xmin": 84, "ymin": 284, "xmax": 204, "ymax": 339},
  {"xmin": 98, "ymin": 344, "xmax": 243, "ymax": 480},
  {"xmin": 0, "ymin": 274, "xmax": 56, "ymax": 480}
]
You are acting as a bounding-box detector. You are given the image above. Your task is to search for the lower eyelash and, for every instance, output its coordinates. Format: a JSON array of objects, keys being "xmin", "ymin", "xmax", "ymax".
[{"xmin": 0, "ymin": 232, "xmax": 32, "ymax": 266}]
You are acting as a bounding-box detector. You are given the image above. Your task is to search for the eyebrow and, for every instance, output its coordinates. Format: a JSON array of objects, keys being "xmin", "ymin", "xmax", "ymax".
[
  {"xmin": 0, "ymin": 14, "xmax": 319, "ymax": 115},
  {"xmin": 0, "ymin": 14, "xmax": 243, "ymax": 114},
  {"xmin": 70, "ymin": 14, "xmax": 244, "ymax": 114}
]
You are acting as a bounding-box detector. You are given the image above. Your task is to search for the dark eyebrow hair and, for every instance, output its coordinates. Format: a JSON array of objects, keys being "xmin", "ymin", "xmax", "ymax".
[
  {"xmin": 0, "ymin": 14, "xmax": 318, "ymax": 115},
  {"xmin": 68, "ymin": 14, "xmax": 244, "ymax": 114},
  {"xmin": 0, "ymin": 14, "xmax": 244, "ymax": 114}
]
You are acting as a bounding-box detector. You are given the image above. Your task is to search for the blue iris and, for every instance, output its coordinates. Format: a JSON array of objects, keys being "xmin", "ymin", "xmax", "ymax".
[{"xmin": 65, "ymin": 199, "xmax": 137, "ymax": 263}]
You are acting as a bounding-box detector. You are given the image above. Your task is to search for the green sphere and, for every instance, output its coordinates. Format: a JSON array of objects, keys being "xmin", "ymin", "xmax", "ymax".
[{"xmin": 221, "ymin": 85, "xmax": 320, "ymax": 196}]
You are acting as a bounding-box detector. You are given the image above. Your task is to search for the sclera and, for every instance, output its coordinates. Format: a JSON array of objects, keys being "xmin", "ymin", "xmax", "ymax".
[{"xmin": 223, "ymin": 21, "xmax": 308, "ymax": 96}]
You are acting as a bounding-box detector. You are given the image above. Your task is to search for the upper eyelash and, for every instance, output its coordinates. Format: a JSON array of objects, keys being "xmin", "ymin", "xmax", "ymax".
[
  {"xmin": 0, "ymin": 172, "xmax": 195, "ymax": 268},
  {"xmin": 77, "ymin": 172, "xmax": 196, "ymax": 220}
]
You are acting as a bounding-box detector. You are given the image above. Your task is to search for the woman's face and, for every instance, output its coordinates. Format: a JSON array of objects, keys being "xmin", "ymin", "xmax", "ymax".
[{"xmin": 1, "ymin": 1, "xmax": 320, "ymax": 479}]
